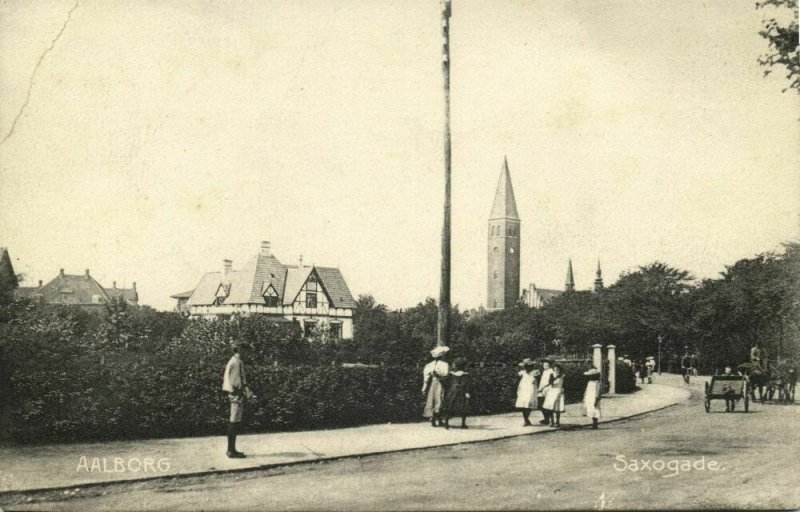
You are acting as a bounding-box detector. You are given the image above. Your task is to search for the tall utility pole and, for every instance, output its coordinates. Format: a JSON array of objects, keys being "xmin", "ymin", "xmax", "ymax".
[{"xmin": 437, "ymin": 0, "xmax": 452, "ymax": 347}]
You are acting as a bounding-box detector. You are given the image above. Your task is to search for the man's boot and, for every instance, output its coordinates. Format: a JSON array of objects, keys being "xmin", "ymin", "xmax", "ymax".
[{"xmin": 227, "ymin": 423, "xmax": 245, "ymax": 458}]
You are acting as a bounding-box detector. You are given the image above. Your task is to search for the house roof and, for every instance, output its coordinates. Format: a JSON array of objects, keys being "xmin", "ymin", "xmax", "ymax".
[
  {"xmin": 170, "ymin": 290, "xmax": 195, "ymax": 299},
  {"xmin": 187, "ymin": 272, "xmax": 223, "ymax": 306},
  {"xmin": 106, "ymin": 287, "xmax": 138, "ymax": 303},
  {"xmin": 534, "ymin": 288, "xmax": 563, "ymax": 303},
  {"xmin": 226, "ymin": 253, "xmax": 287, "ymax": 305},
  {"xmin": 316, "ymin": 266, "xmax": 357, "ymax": 309},
  {"xmin": 36, "ymin": 271, "xmax": 111, "ymax": 305},
  {"xmin": 185, "ymin": 249, "xmax": 357, "ymax": 310},
  {"xmin": 0, "ymin": 247, "xmax": 18, "ymax": 289},
  {"xmin": 282, "ymin": 266, "xmax": 314, "ymax": 306}
]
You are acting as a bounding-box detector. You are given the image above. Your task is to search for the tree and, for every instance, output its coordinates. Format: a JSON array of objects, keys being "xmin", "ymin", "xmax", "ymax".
[
  {"xmin": 757, "ymin": 0, "xmax": 800, "ymax": 93},
  {"xmin": 604, "ymin": 262, "xmax": 696, "ymax": 361}
]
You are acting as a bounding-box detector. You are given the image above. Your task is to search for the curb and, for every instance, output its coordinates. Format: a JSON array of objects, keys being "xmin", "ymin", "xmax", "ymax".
[{"xmin": 0, "ymin": 398, "xmax": 685, "ymax": 498}]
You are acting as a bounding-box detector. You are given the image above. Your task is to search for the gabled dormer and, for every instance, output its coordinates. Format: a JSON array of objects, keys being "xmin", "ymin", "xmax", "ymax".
[
  {"xmin": 214, "ymin": 283, "xmax": 230, "ymax": 306},
  {"xmin": 289, "ymin": 267, "xmax": 332, "ymax": 313},
  {"xmin": 261, "ymin": 282, "xmax": 280, "ymax": 307}
]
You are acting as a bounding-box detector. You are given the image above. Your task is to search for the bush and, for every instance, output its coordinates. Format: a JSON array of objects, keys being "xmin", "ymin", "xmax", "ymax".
[{"xmin": 2, "ymin": 359, "xmax": 603, "ymax": 444}]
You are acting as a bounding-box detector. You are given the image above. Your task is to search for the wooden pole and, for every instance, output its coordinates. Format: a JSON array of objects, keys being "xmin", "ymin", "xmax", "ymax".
[{"xmin": 437, "ymin": 0, "xmax": 452, "ymax": 348}]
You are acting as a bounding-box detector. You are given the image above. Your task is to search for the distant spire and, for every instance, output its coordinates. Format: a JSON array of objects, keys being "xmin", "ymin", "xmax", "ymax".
[
  {"xmin": 489, "ymin": 156, "xmax": 520, "ymax": 220},
  {"xmin": 565, "ymin": 259, "xmax": 575, "ymax": 292},
  {"xmin": 594, "ymin": 260, "xmax": 604, "ymax": 292}
]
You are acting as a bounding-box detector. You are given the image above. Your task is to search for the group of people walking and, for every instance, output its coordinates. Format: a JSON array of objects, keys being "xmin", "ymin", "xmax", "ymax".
[
  {"xmin": 515, "ymin": 358, "xmax": 602, "ymax": 429},
  {"xmin": 422, "ymin": 347, "xmax": 603, "ymax": 431},
  {"xmin": 422, "ymin": 346, "xmax": 471, "ymax": 429}
]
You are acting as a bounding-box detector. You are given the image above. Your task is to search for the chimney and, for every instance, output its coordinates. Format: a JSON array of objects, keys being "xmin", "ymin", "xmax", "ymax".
[
  {"xmin": 113, "ymin": 281, "xmax": 117, "ymax": 289},
  {"xmin": 59, "ymin": 268, "xmax": 64, "ymax": 277},
  {"xmin": 223, "ymin": 259, "xmax": 233, "ymax": 275},
  {"xmin": 85, "ymin": 269, "xmax": 90, "ymax": 278},
  {"xmin": 260, "ymin": 241, "xmax": 271, "ymax": 256},
  {"xmin": 38, "ymin": 280, "xmax": 42, "ymax": 288},
  {"xmin": 132, "ymin": 282, "xmax": 137, "ymax": 290}
]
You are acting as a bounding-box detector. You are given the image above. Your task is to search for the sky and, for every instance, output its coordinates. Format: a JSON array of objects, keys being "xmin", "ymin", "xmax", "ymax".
[{"xmin": 1, "ymin": 0, "xmax": 798, "ymax": 311}]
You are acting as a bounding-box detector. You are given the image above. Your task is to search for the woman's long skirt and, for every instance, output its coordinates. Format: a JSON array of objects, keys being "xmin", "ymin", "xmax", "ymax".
[
  {"xmin": 583, "ymin": 380, "xmax": 602, "ymax": 419},
  {"xmin": 542, "ymin": 386, "xmax": 565, "ymax": 412},
  {"xmin": 423, "ymin": 377, "xmax": 445, "ymax": 418}
]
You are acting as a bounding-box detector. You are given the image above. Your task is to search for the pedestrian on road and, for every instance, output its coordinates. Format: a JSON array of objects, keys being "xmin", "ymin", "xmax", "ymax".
[
  {"xmin": 515, "ymin": 358, "xmax": 539, "ymax": 426},
  {"xmin": 222, "ymin": 340, "xmax": 256, "ymax": 458},
  {"xmin": 537, "ymin": 360, "xmax": 554, "ymax": 425},
  {"xmin": 542, "ymin": 364, "xmax": 566, "ymax": 427},
  {"xmin": 423, "ymin": 346, "xmax": 450, "ymax": 427},
  {"xmin": 583, "ymin": 367, "xmax": 602, "ymax": 429},
  {"xmin": 645, "ymin": 357, "xmax": 655, "ymax": 383},
  {"xmin": 721, "ymin": 365, "xmax": 737, "ymax": 412},
  {"xmin": 443, "ymin": 357, "xmax": 471, "ymax": 429}
]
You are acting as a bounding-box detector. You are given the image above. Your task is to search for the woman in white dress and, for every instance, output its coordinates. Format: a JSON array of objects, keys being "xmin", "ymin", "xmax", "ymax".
[
  {"xmin": 542, "ymin": 364, "xmax": 566, "ymax": 427},
  {"xmin": 537, "ymin": 360, "xmax": 554, "ymax": 425},
  {"xmin": 515, "ymin": 358, "xmax": 539, "ymax": 426},
  {"xmin": 422, "ymin": 346, "xmax": 450, "ymax": 427},
  {"xmin": 583, "ymin": 367, "xmax": 602, "ymax": 429}
]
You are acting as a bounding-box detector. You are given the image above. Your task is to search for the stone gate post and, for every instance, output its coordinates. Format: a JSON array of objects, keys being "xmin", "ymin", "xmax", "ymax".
[{"xmin": 607, "ymin": 344, "xmax": 617, "ymax": 395}]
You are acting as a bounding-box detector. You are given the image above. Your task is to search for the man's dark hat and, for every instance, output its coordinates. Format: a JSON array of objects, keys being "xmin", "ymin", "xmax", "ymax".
[{"xmin": 232, "ymin": 340, "xmax": 253, "ymax": 350}]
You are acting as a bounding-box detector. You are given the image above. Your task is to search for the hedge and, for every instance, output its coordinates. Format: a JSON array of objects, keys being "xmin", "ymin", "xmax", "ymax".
[{"xmin": 2, "ymin": 359, "xmax": 604, "ymax": 444}]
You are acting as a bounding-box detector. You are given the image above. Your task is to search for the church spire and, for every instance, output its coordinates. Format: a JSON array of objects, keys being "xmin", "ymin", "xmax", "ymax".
[
  {"xmin": 565, "ymin": 259, "xmax": 575, "ymax": 292},
  {"xmin": 489, "ymin": 156, "xmax": 520, "ymax": 220},
  {"xmin": 594, "ymin": 260, "xmax": 604, "ymax": 292}
]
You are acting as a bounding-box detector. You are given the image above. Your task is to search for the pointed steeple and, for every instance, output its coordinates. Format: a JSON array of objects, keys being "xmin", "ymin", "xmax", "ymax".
[
  {"xmin": 565, "ymin": 259, "xmax": 575, "ymax": 292},
  {"xmin": 594, "ymin": 260, "xmax": 604, "ymax": 292},
  {"xmin": 489, "ymin": 156, "xmax": 520, "ymax": 220}
]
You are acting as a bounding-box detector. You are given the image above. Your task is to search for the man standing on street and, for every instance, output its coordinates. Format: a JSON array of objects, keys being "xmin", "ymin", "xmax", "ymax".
[
  {"xmin": 222, "ymin": 340, "xmax": 255, "ymax": 458},
  {"xmin": 750, "ymin": 342, "xmax": 768, "ymax": 371}
]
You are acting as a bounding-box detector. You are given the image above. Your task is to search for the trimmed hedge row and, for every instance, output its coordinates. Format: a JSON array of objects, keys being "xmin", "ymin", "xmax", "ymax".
[{"xmin": 3, "ymin": 359, "xmax": 602, "ymax": 444}]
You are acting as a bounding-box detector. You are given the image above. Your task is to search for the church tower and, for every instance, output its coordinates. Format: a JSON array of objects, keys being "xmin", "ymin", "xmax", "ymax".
[
  {"xmin": 565, "ymin": 258, "xmax": 575, "ymax": 292},
  {"xmin": 594, "ymin": 260, "xmax": 604, "ymax": 292},
  {"xmin": 487, "ymin": 157, "xmax": 520, "ymax": 310}
]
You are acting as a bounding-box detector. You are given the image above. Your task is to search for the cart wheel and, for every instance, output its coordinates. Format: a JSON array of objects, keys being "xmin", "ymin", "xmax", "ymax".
[
  {"xmin": 704, "ymin": 398, "xmax": 710, "ymax": 413},
  {"xmin": 744, "ymin": 392, "xmax": 749, "ymax": 412}
]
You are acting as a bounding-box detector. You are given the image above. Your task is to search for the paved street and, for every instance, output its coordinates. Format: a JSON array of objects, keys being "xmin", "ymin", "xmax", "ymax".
[{"xmin": 2, "ymin": 375, "xmax": 798, "ymax": 510}]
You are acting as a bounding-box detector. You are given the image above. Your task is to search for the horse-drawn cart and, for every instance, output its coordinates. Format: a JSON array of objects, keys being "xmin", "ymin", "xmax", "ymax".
[{"xmin": 704, "ymin": 375, "xmax": 749, "ymax": 413}]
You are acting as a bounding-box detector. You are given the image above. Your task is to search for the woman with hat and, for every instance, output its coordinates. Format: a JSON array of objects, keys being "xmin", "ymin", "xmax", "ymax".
[
  {"xmin": 515, "ymin": 358, "xmax": 540, "ymax": 426},
  {"xmin": 443, "ymin": 357, "xmax": 471, "ymax": 429},
  {"xmin": 422, "ymin": 346, "xmax": 450, "ymax": 427},
  {"xmin": 541, "ymin": 364, "xmax": 566, "ymax": 427},
  {"xmin": 583, "ymin": 366, "xmax": 602, "ymax": 429}
]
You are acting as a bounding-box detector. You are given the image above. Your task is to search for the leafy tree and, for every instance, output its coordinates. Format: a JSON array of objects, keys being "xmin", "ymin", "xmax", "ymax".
[
  {"xmin": 757, "ymin": 0, "xmax": 800, "ymax": 93},
  {"xmin": 604, "ymin": 262, "xmax": 696, "ymax": 361}
]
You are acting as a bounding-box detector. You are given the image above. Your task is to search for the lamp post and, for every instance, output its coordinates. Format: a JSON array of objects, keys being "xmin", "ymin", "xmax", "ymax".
[{"xmin": 657, "ymin": 335, "xmax": 663, "ymax": 375}]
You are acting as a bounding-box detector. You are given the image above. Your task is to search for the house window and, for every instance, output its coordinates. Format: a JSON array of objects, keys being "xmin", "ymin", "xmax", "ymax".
[
  {"xmin": 330, "ymin": 323, "xmax": 342, "ymax": 339},
  {"xmin": 213, "ymin": 297, "xmax": 225, "ymax": 306},
  {"xmin": 264, "ymin": 296, "xmax": 280, "ymax": 307},
  {"xmin": 306, "ymin": 292, "xmax": 317, "ymax": 308},
  {"xmin": 304, "ymin": 321, "xmax": 317, "ymax": 338}
]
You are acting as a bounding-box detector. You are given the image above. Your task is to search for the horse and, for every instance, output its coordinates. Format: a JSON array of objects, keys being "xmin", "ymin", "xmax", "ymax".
[{"xmin": 741, "ymin": 365, "xmax": 770, "ymax": 402}]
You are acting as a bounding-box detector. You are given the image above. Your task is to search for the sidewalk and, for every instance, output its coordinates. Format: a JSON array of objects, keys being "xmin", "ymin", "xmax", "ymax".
[{"xmin": 0, "ymin": 379, "xmax": 690, "ymax": 493}]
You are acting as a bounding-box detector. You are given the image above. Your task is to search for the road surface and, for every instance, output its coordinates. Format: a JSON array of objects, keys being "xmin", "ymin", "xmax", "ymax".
[{"xmin": 3, "ymin": 377, "xmax": 799, "ymax": 510}]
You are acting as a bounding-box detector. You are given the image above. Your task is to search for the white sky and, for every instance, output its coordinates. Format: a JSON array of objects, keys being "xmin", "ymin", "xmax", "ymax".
[{"xmin": 1, "ymin": 0, "xmax": 798, "ymax": 311}]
